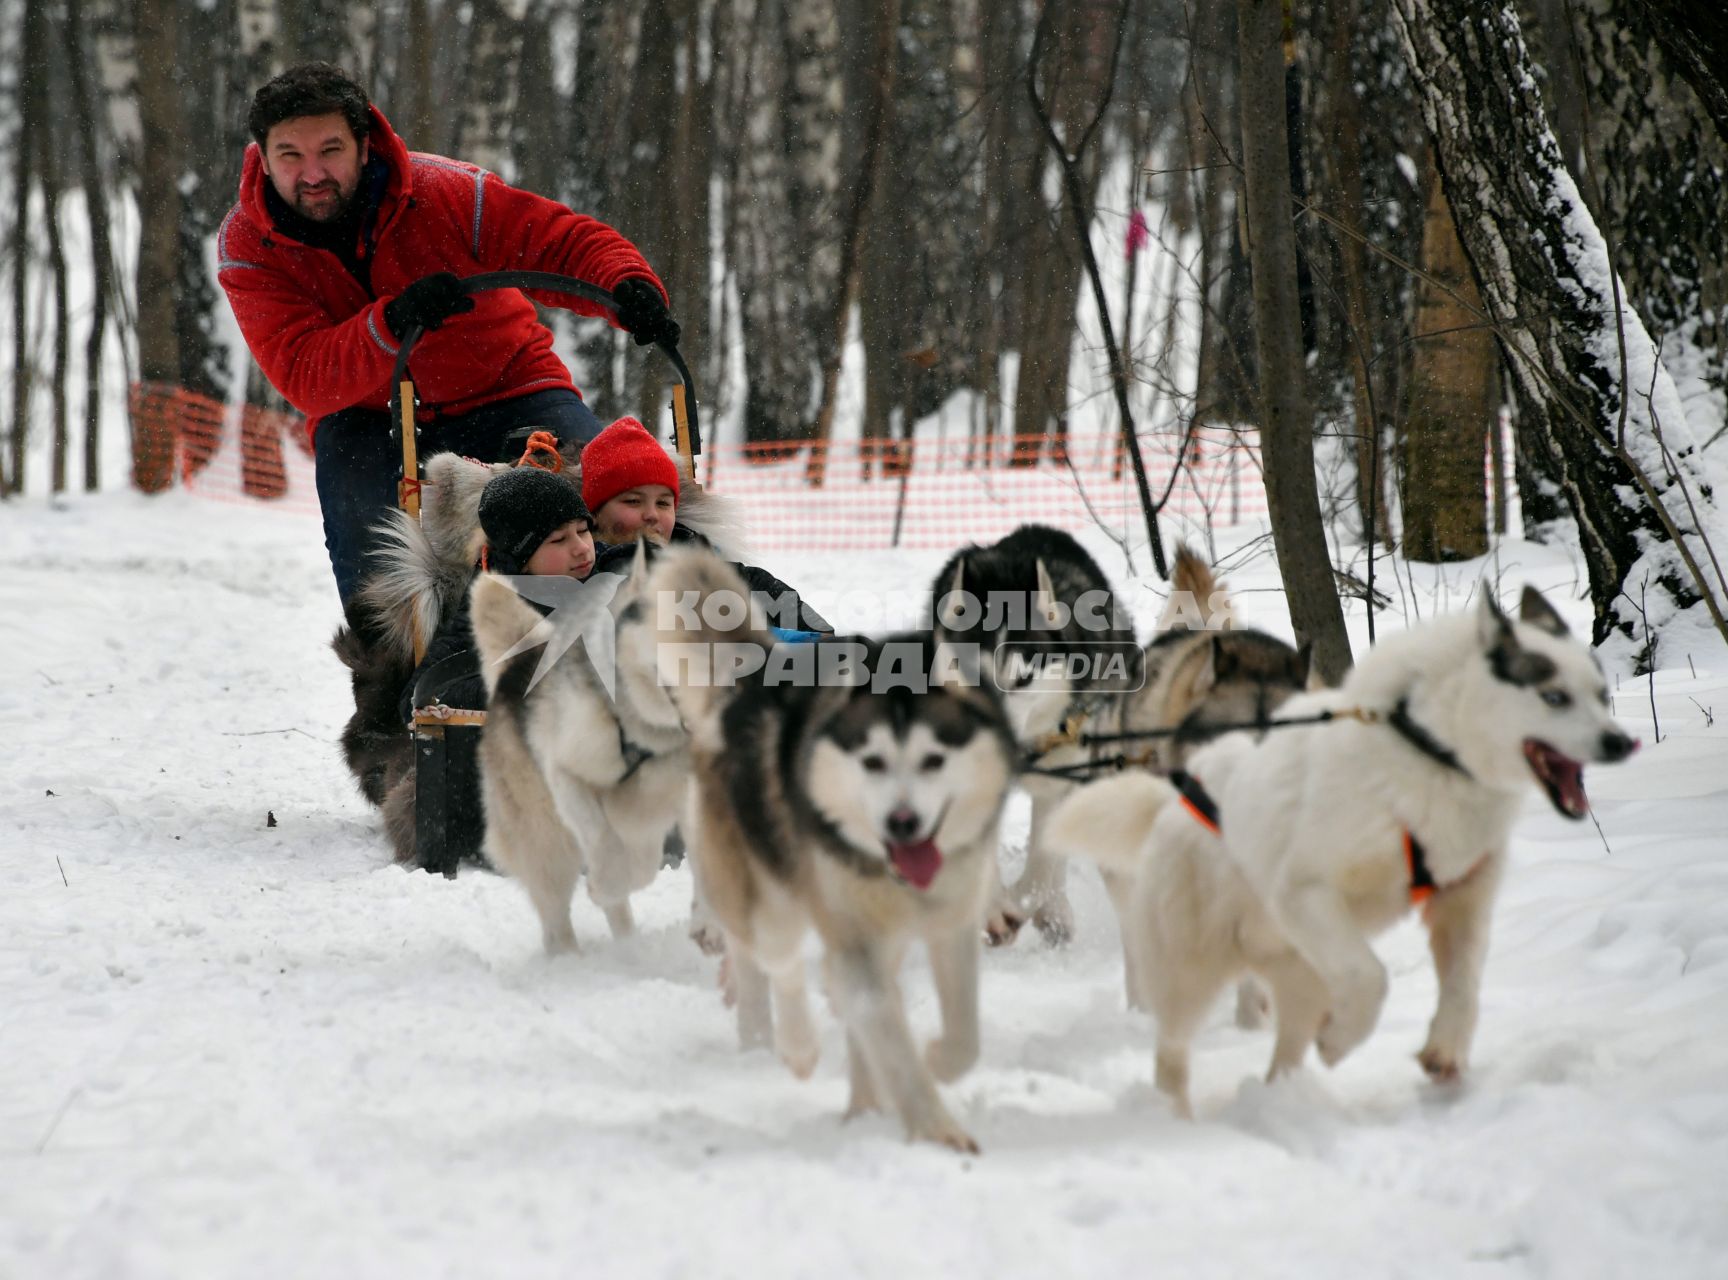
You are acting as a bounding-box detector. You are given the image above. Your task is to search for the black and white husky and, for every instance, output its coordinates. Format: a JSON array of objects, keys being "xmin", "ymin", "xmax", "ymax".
[
  {"xmin": 928, "ymin": 524, "xmax": 1141, "ymax": 945},
  {"xmin": 650, "ymin": 546, "xmax": 1017, "ymax": 1152},
  {"xmin": 1046, "ymin": 587, "xmax": 1639, "ymax": 1115}
]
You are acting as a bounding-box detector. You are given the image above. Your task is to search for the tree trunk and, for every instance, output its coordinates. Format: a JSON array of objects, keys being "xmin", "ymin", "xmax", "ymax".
[
  {"xmin": 1391, "ymin": 0, "xmax": 1726, "ymax": 656},
  {"xmin": 454, "ymin": 0, "xmax": 525, "ymax": 174},
  {"xmin": 133, "ymin": 0, "xmax": 185, "ymax": 492},
  {"xmin": 1559, "ymin": 0, "xmax": 1728, "ymax": 417},
  {"xmin": 730, "ymin": 0, "xmax": 844, "ymax": 445},
  {"xmin": 43, "ymin": 140, "xmax": 71, "ymax": 497},
  {"xmin": 807, "ymin": 0, "xmax": 899, "ymax": 484},
  {"xmin": 1320, "ymin": 0, "xmax": 1390, "ymax": 547},
  {"xmin": 1400, "ymin": 157, "xmax": 1492, "ymax": 562},
  {"xmin": 65, "ymin": 0, "xmax": 115, "ymax": 492},
  {"xmin": 1235, "ymin": 0, "xmax": 1353, "ymax": 681},
  {"xmin": 6, "ymin": 0, "xmax": 45, "ymax": 497},
  {"xmin": 1626, "ymin": 1, "xmax": 1728, "ymax": 143}
]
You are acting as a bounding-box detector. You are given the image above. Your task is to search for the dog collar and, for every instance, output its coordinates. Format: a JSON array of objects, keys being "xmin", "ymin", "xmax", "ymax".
[
  {"xmin": 1169, "ymin": 769, "xmax": 1222, "ymax": 835},
  {"xmin": 1388, "ymin": 698, "xmax": 1473, "ymax": 779},
  {"xmin": 615, "ymin": 720, "xmax": 657, "ymax": 784}
]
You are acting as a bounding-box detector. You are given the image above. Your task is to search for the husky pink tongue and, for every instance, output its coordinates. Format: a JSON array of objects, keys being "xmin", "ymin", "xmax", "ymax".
[
  {"xmin": 1526, "ymin": 740, "xmax": 1589, "ymax": 818},
  {"xmin": 888, "ymin": 837, "xmax": 943, "ymax": 890}
]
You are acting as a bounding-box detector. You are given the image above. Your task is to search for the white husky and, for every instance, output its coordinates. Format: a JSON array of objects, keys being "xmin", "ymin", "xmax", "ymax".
[{"xmin": 1045, "ymin": 587, "xmax": 1638, "ymax": 1115}]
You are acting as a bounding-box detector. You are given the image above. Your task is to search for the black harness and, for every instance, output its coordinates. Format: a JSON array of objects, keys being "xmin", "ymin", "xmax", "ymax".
[
  {"xmin": 615, "ymin": 719, "xmax": 659, "ymax": 785},
  {"xmin": 1169, "ymin": 692, "xmax": 1476, "ymax": 909},
  {"xmin": 1387, "ymin": 697, "xmax": 1473, "ymax": 778}
]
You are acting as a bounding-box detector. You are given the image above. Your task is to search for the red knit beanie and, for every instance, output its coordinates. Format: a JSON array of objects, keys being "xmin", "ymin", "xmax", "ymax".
[{"xmin": 581, "ymin": 417, "xmax": 681, "ymax": 513}]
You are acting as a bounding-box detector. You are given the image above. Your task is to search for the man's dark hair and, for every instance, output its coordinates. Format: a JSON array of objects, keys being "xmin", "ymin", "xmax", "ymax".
[{"xmin": 248, "ymin": 63, "xmax": 371, "ymax": 149}]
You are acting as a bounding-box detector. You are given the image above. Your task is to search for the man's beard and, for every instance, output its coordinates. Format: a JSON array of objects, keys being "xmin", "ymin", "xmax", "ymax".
[{"xmin": 291, "ymin": 179, "xmax": 358, "ymax": 223}]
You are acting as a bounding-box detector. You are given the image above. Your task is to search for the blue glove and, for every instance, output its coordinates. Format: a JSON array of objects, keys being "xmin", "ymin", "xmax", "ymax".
[{"xmin": 771, "ymin": 627, "xmax": 823, "ymax": 645}]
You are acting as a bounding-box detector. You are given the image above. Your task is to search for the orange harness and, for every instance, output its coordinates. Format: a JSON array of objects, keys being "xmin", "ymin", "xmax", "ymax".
[{"xmin": 1172, "ymin": 770, "xmax": 1442, "ymax": 909}]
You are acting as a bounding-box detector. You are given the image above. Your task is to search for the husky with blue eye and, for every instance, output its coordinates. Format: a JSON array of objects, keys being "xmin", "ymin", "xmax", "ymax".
[
  {"xmin": 648, "ymin": 546, "xmax": 1017, "ymax": 1153},
  {"xmin": 1046, "ymin": 587, "xmax": 1639, "ymax": 1116}
]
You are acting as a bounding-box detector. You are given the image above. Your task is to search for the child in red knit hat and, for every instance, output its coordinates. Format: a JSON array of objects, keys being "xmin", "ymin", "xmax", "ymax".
[
  {"xmin": 581, "ymin": 416, "xmax": 681, "ymax": 545},
  {"xmin": 580, "ymin": 414, "xmax": 833, "ymax": 637}
]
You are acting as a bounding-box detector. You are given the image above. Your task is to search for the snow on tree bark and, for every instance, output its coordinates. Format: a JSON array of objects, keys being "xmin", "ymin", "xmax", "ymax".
[
  {"xmin": 1390, "ymin": 0, "xmax": 1726, "ymax": 658},
  {"xmin": 1559, "ymin": 0, "xmax": 1728, "ymax": 439}
]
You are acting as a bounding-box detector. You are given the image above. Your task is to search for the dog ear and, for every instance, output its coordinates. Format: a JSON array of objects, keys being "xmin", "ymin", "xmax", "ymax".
[
  {"xmin": 936, "ymin": 559, "xmax": 970, "ymax": 633},
  {"xmin": 1211, "ymin": 634, "xmax": 1238, "ymax": 681},
  {"xmin": 1034, "ymin": 558, "xmax": 1063, "ymax": 628},
  {"xmin": 1477, "ymin": 590, "xmax": 1514, "ymax": 650},
  {"xmin": 612, "ymin": 537, "xmax": 652, "ymax": 602},
  {"xmin": 1518, "ymin": 585, "xmax": 1570, "ymax": 637},
  {"xmin": 1192, "ymin": 636, "xmax": 1221, "ymax": 694},
  {"xmin": 1291, "ymin": 641, "xmax": 1313, "ymax": 686}
]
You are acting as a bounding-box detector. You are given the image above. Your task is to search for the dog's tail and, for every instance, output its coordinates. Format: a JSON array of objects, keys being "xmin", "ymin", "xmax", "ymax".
[
  {"xmin": 353, "ymin": 512, "xmax": 449, "ymax": 664},
  {"xmin": 1043, "ymin": 771, "xmax": 1175, "ymax": 875},
  {"xmin": 355, "ymin": 454, "xmax": 500, "ymax": 663},
  {"xmin": 1157, "ymin": 542, "xmax": 1234, "ymax": 632}
]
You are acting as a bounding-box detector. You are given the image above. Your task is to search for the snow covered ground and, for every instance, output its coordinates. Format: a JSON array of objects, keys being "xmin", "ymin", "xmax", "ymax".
[{"xmin": 3, "ymin": 492, "xmax": 1726, "ymax": 1279}]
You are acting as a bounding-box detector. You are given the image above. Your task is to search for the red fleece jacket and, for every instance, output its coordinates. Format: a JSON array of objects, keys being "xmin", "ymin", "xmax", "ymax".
[{"xmin": 218, "ymin": 106, "xmax": 666, "ymax": 441}]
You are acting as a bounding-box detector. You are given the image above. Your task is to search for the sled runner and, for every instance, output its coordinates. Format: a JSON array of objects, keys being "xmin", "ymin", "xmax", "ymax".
[{"xmin": 389, "ymin": 272, "xmax": 701, "ymax": 876}]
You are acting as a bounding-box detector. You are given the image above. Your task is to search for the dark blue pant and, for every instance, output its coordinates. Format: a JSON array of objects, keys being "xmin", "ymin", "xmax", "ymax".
[{"xmin": 315, "ymin": 388, "xmax": 603, "ymax": 607}]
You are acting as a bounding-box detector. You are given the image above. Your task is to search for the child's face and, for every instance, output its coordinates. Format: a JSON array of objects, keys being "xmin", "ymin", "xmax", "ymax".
[
  {"xmin": 594, "ymin": 485, "xmax": 676, "ymax": 545},
  {"xmin": 524, "ymin": 520, "xmax": 597, "ymax": 578}
]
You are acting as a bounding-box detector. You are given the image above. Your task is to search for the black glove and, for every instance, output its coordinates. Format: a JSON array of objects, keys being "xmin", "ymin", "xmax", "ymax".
[
  {"xmin": 611, "ymin": 277, "xmax": 681, "ymax": 348},
  {"xmin": 383, "ymin": 272, "xmax": 475, "ymax": 338}
]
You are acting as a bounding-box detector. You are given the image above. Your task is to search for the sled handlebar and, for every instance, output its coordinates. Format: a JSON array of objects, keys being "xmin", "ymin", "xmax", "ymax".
[{"xmin": 386, "ymin": 270, "xmax": 701, "ymax": 461}]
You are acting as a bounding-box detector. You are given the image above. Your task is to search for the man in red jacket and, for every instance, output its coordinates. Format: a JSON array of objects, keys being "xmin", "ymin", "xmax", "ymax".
[{"xmin": 219, "ymin": 62, "xmax": 679, "ymax": 611}]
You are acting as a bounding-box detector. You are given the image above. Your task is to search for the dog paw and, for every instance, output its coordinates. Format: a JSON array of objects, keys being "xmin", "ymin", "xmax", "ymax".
[
  {"xmin": 1315, "ymin": 967, "xmax": 1387, "ymax": 1066},
  {"xmin": 924, "ymin": 1035, "xmax": 978, "ymax": 1084},
  {"xmin": 779, "ymin": 1038, "xmax": 820, "ymax": 1080},
  {"xmin": 1416, "ymin": 1043, "xmax": 1465, "ymax": 1083},
  {"xmin": 541, "ymin": 925, "xmax": 581, "ymax": 956},
  {"xmin": 983, "ymin": 905, "xmax": 1025, "ymax": 947},
  {"xmin": 1234, "ymin": 979, "xmax": 1271, "ymax": 1030},
  {"xmin": 843, "ymin": 1086, "xmax": 881, "ymax": 1121},
  {"xmin": 936, "ymin": 1129, "xmax": 981, "ymax": 1156},
  {"xmin": 689, "ymin": 920, "xmax": 727, "ymax": 957},
  {"xmin": 907, "ymin": 1113, "xmax": 980, "ymax": 1155},
  {"xmin": 1316, "ymin": 1006, "xmax": 1375, "ymax": 1068},
  {"xmin": 1031, "ymin": 897, "xmax": 1074, "ymax": 947}
]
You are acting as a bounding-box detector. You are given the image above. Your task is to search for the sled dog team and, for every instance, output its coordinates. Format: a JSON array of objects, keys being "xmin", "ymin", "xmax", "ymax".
[{"xmin": 342, "ymin": 429, "xmax": 1638, "ymax": 1152}]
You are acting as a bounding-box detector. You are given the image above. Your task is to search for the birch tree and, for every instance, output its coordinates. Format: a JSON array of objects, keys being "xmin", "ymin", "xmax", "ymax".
[{"xmin": 1391, "ymin": 0, "xmax": 1726, "ymax": 657}]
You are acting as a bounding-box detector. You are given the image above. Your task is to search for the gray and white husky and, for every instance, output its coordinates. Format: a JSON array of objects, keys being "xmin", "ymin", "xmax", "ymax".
[
  {"xmin": 928, "ymin": 524, "xmax": 1140, "ymax": 945},
  {"xmin": 1045, "ymin": 587, "xmax": 1638, "ymax": 1115},
  {"xmin": 652, "ymin": 546, "xmax": 1017, "ymax": 1152},
  {"xmin": 468, "ymin": 543, "xmax": 690, "ymax": 951}
]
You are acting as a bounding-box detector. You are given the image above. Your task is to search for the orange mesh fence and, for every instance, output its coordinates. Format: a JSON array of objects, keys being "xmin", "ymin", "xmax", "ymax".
[
  {"xmin": 128, "ymin": 382, "xmax": 321, "ymax": 512},
  {"xmin": 696, "ymin": 429, "xmax": 1269, "ymax": 552},
  {"xmin": 130, "ymin": 380, "xmax": 1270, "ymax": 547}
]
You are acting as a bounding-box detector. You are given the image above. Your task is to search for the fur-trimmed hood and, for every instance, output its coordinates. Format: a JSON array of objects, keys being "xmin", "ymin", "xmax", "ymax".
[{"xmin": 357, "ymin": 442, "xmax": 747, "ymax": 663}]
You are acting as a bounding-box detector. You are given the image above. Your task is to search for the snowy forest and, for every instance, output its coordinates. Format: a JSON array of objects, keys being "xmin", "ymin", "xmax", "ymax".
[
  {"xmin": 3, "ymin": 0, "xmax": 1726, "ymax": 661},
  {"xmin": 5, "ymin": 3, "xmax": 1728, "ymax": 1274},
  {"xmin": 3, "ymin": 0, "xmax": 1728, "ymax": 659}
]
